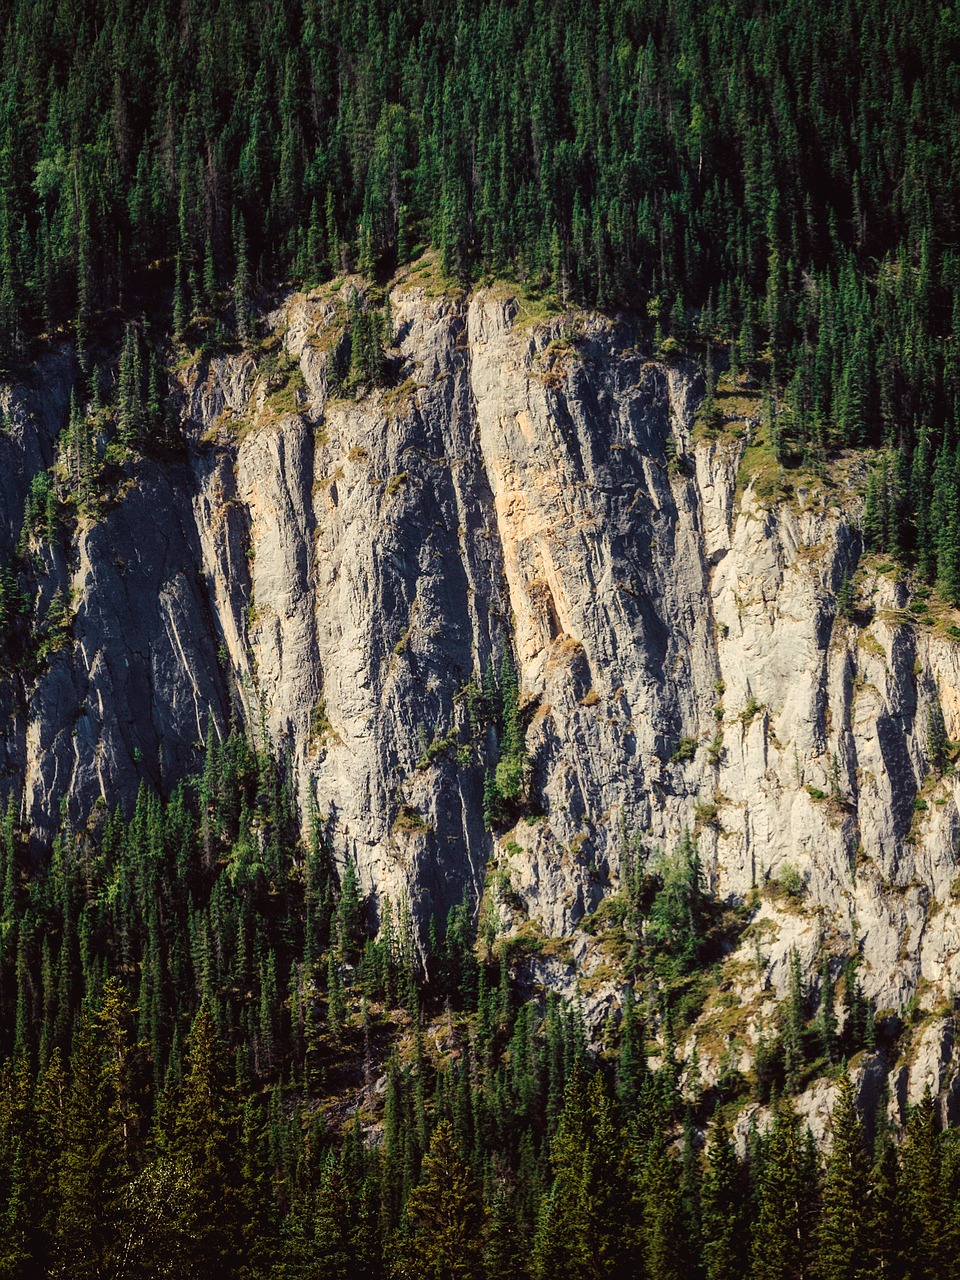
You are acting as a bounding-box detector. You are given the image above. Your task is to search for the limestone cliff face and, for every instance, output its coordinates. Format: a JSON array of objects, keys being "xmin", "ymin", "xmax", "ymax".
[{"xmin": 5, "ymin": 279, "xmax": 960, "ymax": 1122}]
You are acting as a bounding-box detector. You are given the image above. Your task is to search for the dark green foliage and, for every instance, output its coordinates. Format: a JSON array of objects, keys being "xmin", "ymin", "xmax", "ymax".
[
  {"xmin": 531, "ymin": 1070, "xmax": 627, "ymax": 1279},
  {"xmin": 646, "ymin": 831, "xmax": 706, "ymax": 973},
  {"xmin": 116, "ymin": 323, "xmax": 145, "ymax": 448},
  {"xmin": 752, "ymin": 945, "xmax": 877, "ymax": 1102},
  {"xmin": 867, "ymin": 1118, "xmax": 906, "ymax": 1280},
  {"xmin": 392, "ymin": 1120, "xmax": 485, "ymax": 1280},
  {"xmin": 750, "ymin": 1099, "xmax": 820, "ymax": 1280},
  {"xmin": 0, "ymin": 564, "xmax": 29, "ymax": 668},
  {"xmin": 162, "ymin": 1003, "xmax": 245, "ymax": 1276},
  {"xmin": 335, "ymin": 858, "xmax": 365, "ymax": 963},
  {"xmin": 926, "ymin": 693, "xmax": 951, "ymax": 777},
  {"xmin": 816, "ymin": 958, "xmax": 838, "ymax": 1064},
  {"xmin": 701, "ymin": 1123, "xmax": 747, "ymax": 1280},
  {"xmin": 344, "ymin": 291, "xmax": 389, "ymax": 392},
  {"xmin": 617, "ymin": 985, "xmax": 647, "ymax": 1109},
  {"xmin": 0, "ymin": 728, "xmax": 316, "ymax": 1086},
  {"xmin": 841, "ymin": 955, "xmax": 875, "ymax": 1055},
  {"xmin": 432, "ymin": 893, "xmax": 479, "ymax": 1012},
  {"xmin": 900, "ymin": 1092, "xmax": 950, "ymax": 1279},
  {"xmin": 52, "ymin": 1016, "xmax": 122, "ymax": 1280},
  {"xmin": 814, "ymin": 1073, "xmax": 870, "ymax": 1280},
  {"xmin": 0, "ymin": 0, "xmax": 953, "ymax": 496},
  {"xmin": 480, "ymin": 653, "xmax": 529, "ymax": 830},
  {"xmin": 0, "ymin": 728, "xmax": 957, "ymax": 1276},
  {"xmin": 783, "ymin": 947, "xmax": 808, "ymax": 1093},
  {"xmin": 19, "ymin": 472, "xmax": 56, "ymax": 547},
  {"xmin": 641, "ymin": 1129, "xmax": 688, "ymax": 1280}
]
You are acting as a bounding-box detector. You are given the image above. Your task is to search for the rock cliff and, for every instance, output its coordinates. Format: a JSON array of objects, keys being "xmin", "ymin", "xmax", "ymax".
[{"xmin": 5, "ymin": 272, "xmax": 960, "ymax": 1126}]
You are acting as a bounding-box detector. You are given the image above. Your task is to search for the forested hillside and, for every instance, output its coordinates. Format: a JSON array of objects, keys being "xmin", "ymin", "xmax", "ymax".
[
  {"xmin": 0, "ymin": 0, "xmax": 955, "ymax": 579},
  {"xmin": 3, "ymin": 1, "xmax": 960, "ymax": 1275},
  {"xmin": 0, "ymin": 733, "xmax": 957, "ymax": 1280},
  {"xmin": 0, "ymin": 0, "xmax": 954, "ymax": 579}
]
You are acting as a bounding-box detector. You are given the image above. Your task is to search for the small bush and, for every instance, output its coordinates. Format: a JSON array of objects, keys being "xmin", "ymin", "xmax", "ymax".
[
  {"xmin": 394, "ymin": 804, "xmax": 430, "ymax": 834},
  {"xmin": 693, "ymin": 799, "xmax": 719, "ymax": 829},
  {"xmin": 670, "ymin": 736, "xmax": 697, "ymax": 764},
  {"xmin": 775, "ymin": 863, "xmax": 807, "ymax": 900},
  {"xmin": 659, "ymin": 335, "xmax": 685, "ymax": 361},
  {"xmin": 741, "ymin": 695, "xmax": 761, "ymax": 724}
]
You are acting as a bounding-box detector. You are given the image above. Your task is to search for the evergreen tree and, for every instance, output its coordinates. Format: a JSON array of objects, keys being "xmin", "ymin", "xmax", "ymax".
[
  {"xmin": 53, "ymin": 1017, "xmax": 121, "ymax": 1280},
  {"xmin": 642, "ymin": 1130, "xmax": 687, "ymax": 1280},
  {"xmin": 392, "ymin": 1120, "xmax": 485, "ymax": 1280},
  {"xmin": 647, "ymin": 831, "xmax": 705, "ymax": 972},
  {"xmin": 814, "ymin": 1073, "xmax": 870, "ymax": 1280},
  {"xmin": 532, "ymin": 1069, "xmax": 629, "ymax": 1279},
  {"xmin": 900, "ymin": 1091, "xmax": 948, "ymax": 1279},
  {"xmin": 617, "ymin": 985, "xmax": 647, "ymax": 1110},
  {"xmin": 164, "ymin": 1003, "xmax": 244, "ymax": 1278},
  {"xmin": 866, "ymin": 1114, "xmax": 905, "ymax": 1280},
  {"xmin": 701, "ymin": 1122, "xmax": 747, "ymax": 1280},
  {"xmin": 751, "ymin": 1099, "xmax": 819, "ymax": 1280}
]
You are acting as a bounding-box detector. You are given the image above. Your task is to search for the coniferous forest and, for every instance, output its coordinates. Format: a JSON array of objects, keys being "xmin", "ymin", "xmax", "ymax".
[
  {"xmin": 0, "ymin": 0, "xmax": 954, "ymax": 579},
  {"xmin": 2, "ymin": 0, "xmax": 960, "ymax": 1275},
  {"xmin": 1, "ymin": 729, "xmax": 959, "ymax": 1280}
]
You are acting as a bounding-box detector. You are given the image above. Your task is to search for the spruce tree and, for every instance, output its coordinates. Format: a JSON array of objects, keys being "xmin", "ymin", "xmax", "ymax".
[
  {"xmin": 750, "ymin": 1099, "xmax": 819, "ymax": 1280},
  {"xmin": 814, "ymin": 1073, "xmax": 870, "ymax": 1280},
  {"xmin": 53, "ymin": 1017, "xmax": 121, "ymax": 1280},
  {"xmin": 701, "ymin": 1122, "xmax": 747, "ymax": 1280},
  {"xmin": 900, "ymin": 1091, "xmax": 947, "ymax": 1279},
  {"xmin": 392, "ymin": 1120, "xmax": 485, "ymax": 1280},
  {"xmin": 165, "ymin": 1002, "xmax": 244, "ymax": 1278}
]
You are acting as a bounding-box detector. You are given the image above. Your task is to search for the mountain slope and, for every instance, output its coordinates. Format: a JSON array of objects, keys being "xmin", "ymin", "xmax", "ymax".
[{"xmin": 5, "ymin": 273, "xmax": 960, "ymax": 1125}]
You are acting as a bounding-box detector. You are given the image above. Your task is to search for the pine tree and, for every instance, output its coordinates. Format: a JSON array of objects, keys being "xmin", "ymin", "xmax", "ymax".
[
  {"xmin": 617, "ymin": 985, "xmax": 647, "ymax": 1110},
  {"xmin": 164, "ymin": 1002, "xmax": 244, "ymax": 1277},
  {"xmin": 701, "ymin": 1122, "xmax": 747, "ymax": 1280},
  {"xmin": 116, "ymin": 322, "xmax": 144, "ymax": 449},
  {"xmin": 900, "ymin": 1091, "xmax": 947, "ymax": 1279},
  {"xmin": 326, "ymin": 950, "xmax": 346, "ymax": 1042},
  {"xmin": 647, "ymin": 831, "xmax": 705, "ymax": 972},
  {"xmin": 483, "ymin": 1181, "xmax": 527, "ymax": 1280},
  {"xmin": 783, "ymin": 947, "xmax": 807, "ymax": 1092},
  {"xmin": 861, "ymin": 463, "xmax": 887, "ymax": 552},
  {"xmin": 866, "ymin": 1117, "xmax": 905, "ymax": 1280},
  {"xmin": 336, "ymin": 860, "xmax": 364, "ymax": 963},
  {"xmin": 232, "ymin": 216, "xmax": 252, "ymax": 344},
  {"xmin": 300, "ymin": 1159, "xmax": 355, "ymax": 1280},
  {"xmin": 532, "ymin": 1069, "xmax": 628, "ymax": 1279},
  {"xmin": 94, "ymin": 978, "xmax": 144, "ymax": 1164},
  {"xmin": 53, "ymin": 1017, "xmax": 121, "ymax": 1280},
  {"xmin": 642, "ymin": 1130, "xmax": 687, "ymax": 1280},
  {"xmin": 817, "ymin": 959, "xmax": 838, "ymax": 1063},
  {"xmin": 750, "ymin": 1098, "xmax": 819, "ymax": 1280},
  {"xmin": 814, "ymin": 1073, "xmax": 870, "ymax": 1280},
  {"xmin": 392, "ymin": 1120, "xmax": 485, "ymax": 1280}
]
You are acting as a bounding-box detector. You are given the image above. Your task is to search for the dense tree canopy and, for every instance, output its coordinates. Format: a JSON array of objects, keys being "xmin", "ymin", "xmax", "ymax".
[
  {"xmin": 0, "ymin": 0, "xmax": 951, "ymax": 418},
  {"xmin": 0, "ymin": 0, "xmax": 957, "ymax": 582},
  {"xmin": 0, "ymin": 729, "xmax": 950, "ymax": 1277}
]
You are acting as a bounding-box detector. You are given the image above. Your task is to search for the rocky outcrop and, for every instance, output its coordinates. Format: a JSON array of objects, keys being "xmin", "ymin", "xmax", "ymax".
[{"xmin": 4, "ymin": 277, "xmax": 960, "ymax": 1115}]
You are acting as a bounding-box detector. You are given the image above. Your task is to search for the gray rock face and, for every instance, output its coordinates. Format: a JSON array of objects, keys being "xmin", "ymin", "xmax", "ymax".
[
  {"xmin": 16, "ymin": 459, "xmax": 231, "ymax": 845},
  {"xmin": 5, "ymin": 282, "xmax": 960, "ymax": 1115},
  {"xmin": 0, "ymin": 348, "xmax": 74, "ymax": 561}
]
